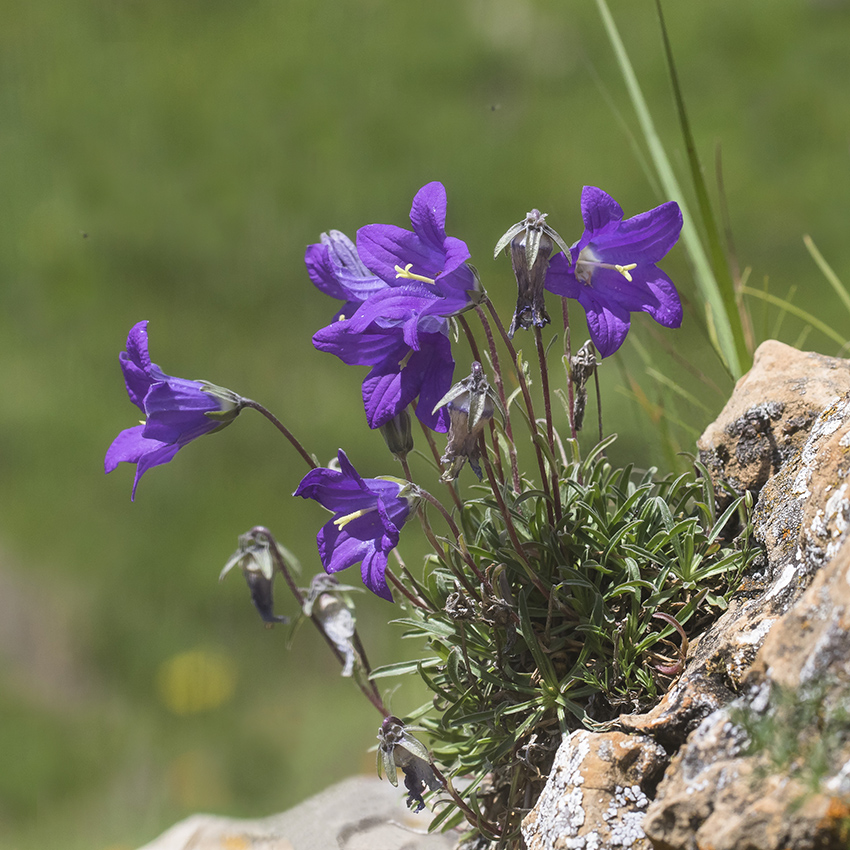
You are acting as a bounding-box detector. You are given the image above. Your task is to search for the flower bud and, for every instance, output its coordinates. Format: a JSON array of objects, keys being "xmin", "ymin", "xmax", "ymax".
[
  {"xmin": 379, "ymin": 408, "xmax": 414, "ymax": 461},
  {"xmin": 220, "ymin": 531, "xmax": 289, "ymax": 625}
]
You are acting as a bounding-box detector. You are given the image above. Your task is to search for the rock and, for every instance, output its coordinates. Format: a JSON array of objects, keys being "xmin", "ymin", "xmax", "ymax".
[
  {"xmin": 754, "ymin": 391, "xmax": 850, "ymax": 604},
  {"xmin": 525, "ymin": 342, "xmax": 850, "ymax": 850},
  {"xmin": 642, "ymin": 537, "xmax": 850, "ymax": 850},
  {"xmin": 521, "ymin": 730, "xmax": 667, "ymax": 850},
  {"xmin": 697, "ymin": 340, "xmax": 850, "ymax": 503},
  {"xmin": 136, "ymin": 775, "xmax": 456, "ymax": 850}
]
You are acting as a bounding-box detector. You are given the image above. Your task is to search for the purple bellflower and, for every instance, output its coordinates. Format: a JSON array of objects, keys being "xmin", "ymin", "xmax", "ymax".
[
  {"xmin": 545, "ymin": 187, "xmax": 683, "ymax": 358},
  {"xmin": 293, "ymin": 449, "xmax": 419, "ymax": 602},
  {"xmin": 105, "ymin": 321, "xmax": 243, "ymax": 499},
  {"xmin": 310, "ymin": 182, "xmax": 480, "ymax": 432}
]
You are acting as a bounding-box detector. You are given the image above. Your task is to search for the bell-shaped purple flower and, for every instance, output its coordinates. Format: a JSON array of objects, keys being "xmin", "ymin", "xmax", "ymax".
[
  {"xmin": 545, "ymin": 187, "xmax": 683, "ymax": 358},
  {"xmin": 309, "ymin": 183, "xmax": 480, "ymax": 432},
  {"xmin": 293, "ymin": 450, "xmax": 419, "ymax": 602},
  {"xmin": 354, "ymin": 181, "xmax": 481, "ymax": 331},
  {"xmin": 105, "ymin": 321, "xmax": 243, "ymax": 499}
]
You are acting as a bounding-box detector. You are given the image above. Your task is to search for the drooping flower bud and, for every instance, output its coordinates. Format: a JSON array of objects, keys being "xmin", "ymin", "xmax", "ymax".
[
  {"xmin": 219, "ymin": 531, "xmax": 290, "ymax": 625},
  {"xmin": 494, "ymin": 210, "xmax": 570, "ymax": 338},
  {"xmin": 377, "ymin": 715, "xmax": 443, "ymax": 812},
  {"xmin": 432, "ymin": 362, "xmax": 501, "ymax": 482},
  {"xmin": 379, "ymin": 408, "xmax": 414, "ymax": 461}
]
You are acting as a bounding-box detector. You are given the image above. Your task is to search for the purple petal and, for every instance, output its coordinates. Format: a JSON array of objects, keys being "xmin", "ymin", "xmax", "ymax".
[
  {"xmin": 408, "ymin": 182, "xmax": 448, "ymax": 253},
  {"xmin": 357, "ymin": 223, "xmax": 447, "ymax": 286},
  {"xmin": 105, "ymin": 424, "xmax": 150, "ymax": 473},
  {"xmin": 544, "ymin": 252, "xmax": 582, "ymax": 299},
  {"xmin": 578, "ymin": 289, "xmax": 632, "ymax": 359},
  {"xmin": 293, "ymin": 450, "xmax": 373, "ymax": 512},
  {"xmin": 410, "ymin": 333, "xmax": 454, "ymax": 433},
  {"xmin": 580, "ymin": 187, "xmax": 624, "ymax": 240},
  {"xmin": 589, "ymin": 201, "xmax": 683, "ymax": 265},
  {"xmin": 305, "ymin": 242, "xmax": 347, "ymax": 301},
  {"xmin": 141, "ymin": 379, "xmax": 220, "ymax": 444},
  {"xmin": 361, "ymin": 361, "xmax": 422, "ymax": 429},
  {"xmin": 360, "ymin": 548, "xmax": 393, "ymax": 601},
  {"xmin": 120, "ymin": 321, "xmax": 155, "ymax": 409},
  {"xmin": 586, "ymin": 266, "xmax": 683, "ymax": 329},
  {"xmin": 312, "ymin": 319, "xmax": 409, "ymax": 367},
  {"xmin": 104, "ymin": 424, "xmax": 180, "ymax": 500},
  {"xmin": 437, "ymin": 236, "xmax": 473, "ymax": 282},
  {"xmin": 317, "ymin": 521, "xmax": 373, "ymax": 573},
  {"xmin": 305, "ymin": 232, "xmax": 387, "ymax": 307},
  {"xmin": 132, "ymin": 441, "xmax": 182, "ymax": 499}
]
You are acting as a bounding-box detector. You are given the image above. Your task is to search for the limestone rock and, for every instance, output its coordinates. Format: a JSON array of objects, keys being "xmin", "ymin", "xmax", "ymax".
[
  {"xmin": 643, "ymin": 538, "xmax": 850, "ymax": 850},
  {"xmin": 521, "ymin": 730, "xmax": 667, "ymax": 850},
  {"xmin": 697, "ymin": 340, "xmax": 850, "ymax": 502},
  {"xmin": 136, "ymin": 775, "xmax": 456, "ymax": 850},
  {"xmin": 753, "ymin": 390, "xmax": 850, "ymax": 605}
]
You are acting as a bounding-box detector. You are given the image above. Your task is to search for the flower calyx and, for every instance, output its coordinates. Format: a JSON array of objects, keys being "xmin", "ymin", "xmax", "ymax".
[{"xmin": 379, "ymin": 408, "xmax": 414, "ymax": 461}]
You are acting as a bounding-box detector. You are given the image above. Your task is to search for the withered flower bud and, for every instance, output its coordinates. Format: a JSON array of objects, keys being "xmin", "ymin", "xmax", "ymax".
[
  {"xmin": 379, "ymin": 408, "xmax": 414, "ymax": 461},
  {"xmin": 494, "ymin": 210, "xmax": 570, "ymax": 339},
  {"xmin": 432, "ymin": 362, "xmax": 501, "ymax": 482},
  {"xmin": 570, "ymin": 340, "xmax": 597, "ymax": 433},
  {"xmin": 302, "ymin": 574, "xmax": 359, "ymax": 677},
  {"xmin": 445, "ymin": 584, "xmax": 477, "ymax": 620},
  {"xmin": 220, "ymin": 531, "xmax": 289, "ymax": 625},
  {"xmin": 377, "ymin": 715, "xmax": 443, "ymax": 813}
]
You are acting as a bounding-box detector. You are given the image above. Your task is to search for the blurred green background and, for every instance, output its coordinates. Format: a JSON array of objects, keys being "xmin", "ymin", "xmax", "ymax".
[{"xmin": 1, "ymin": 0, "xmax": 849, "ymax": 847}]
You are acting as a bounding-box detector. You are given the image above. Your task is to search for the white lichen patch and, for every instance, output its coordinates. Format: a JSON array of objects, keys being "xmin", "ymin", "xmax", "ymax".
[
  {"xmin": 602, "ymin": 785, "xmax": 648, "ymax": 847},
  {"xmin": 735, "ymin": 618, "xmax": 776, "ymax": 645},
  {"xmin": 522, "ymin": 731, "xmax": 590, "ymax": 850},
  {"xmin": 765, "ymin": 562, "xmax": 798, "ymax": 600}
]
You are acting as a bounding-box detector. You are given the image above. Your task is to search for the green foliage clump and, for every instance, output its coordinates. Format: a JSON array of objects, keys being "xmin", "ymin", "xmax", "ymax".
[{"xmin": 374, "ymin": 436, "xmax": 758, "ymax": 841}]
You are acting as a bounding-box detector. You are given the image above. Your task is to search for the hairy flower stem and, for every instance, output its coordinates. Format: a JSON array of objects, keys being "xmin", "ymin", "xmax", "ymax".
[
  {"xmin": 457, "ymin": 313, "xmax": 482, "ymax": 362},
  {"xmin": 483, "ymin": 299, "xmax": 554, "ymax": 518},
  {"xmin": 561, "ymin": 298, "xmax": 578, "ymax": 440},
  {"xmin": 534, "ymin": 327, "xmax": 564, "ymax": 524},
  {"xmin": 459, "ymin": 314, "xmax": 507, "ymax": 484},
  {"xmin": 478, "ymin": 436, "xmax": 552, "ymax": 603},
  {"xmin": 250, "ymin": 526, "xmax": 388, "ymax": 715},
  {"xmin": 242, "ymin": 400, "xmax": 317, "ymax": 469},
  {"xmin": 419, "ymin": 489, "xmax": 490, "ymax": 589},
  {"xmin": 418, "ymin": 421, "xmax": 464, "ymax": 512},
  {"xmin": 594, "ymin": 363, "xmax": 604, "ymax": 443},
  {"xmin": 474, "ymin": 305, "xmax": 521, "ymax": 493},
  {"xmin": 385, "ymin": 566, "xmax": 431, "ymax": 611}
]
